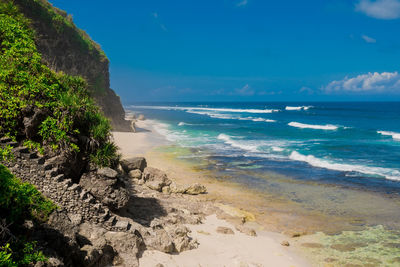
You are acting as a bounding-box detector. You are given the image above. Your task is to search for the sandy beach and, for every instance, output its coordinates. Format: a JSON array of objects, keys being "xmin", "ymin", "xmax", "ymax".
[{"xmin": 113, "ymin": 119, "xmax": 311, "ymax": 267}]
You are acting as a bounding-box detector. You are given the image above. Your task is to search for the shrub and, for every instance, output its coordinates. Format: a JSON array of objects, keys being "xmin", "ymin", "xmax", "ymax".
[
  {"xmin": 0, "ymin": 1, "xmax": 119, "ymax": 168},
  {"xmin": 0, "ymin": 164, "xmax": 56, "ymax": 266}
]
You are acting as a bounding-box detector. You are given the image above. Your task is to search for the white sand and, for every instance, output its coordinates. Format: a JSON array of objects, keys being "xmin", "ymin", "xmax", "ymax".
[
  {"xmin": 113, "ymin": 120, "xmax": 168, "ymax": 157},
  {"xmin": 112, "ymin": 120, "xmax": 311, "ymax": 267},
  {"xmin": 140, "ymin": 214, "xmax": 308, "ymax": 267}
]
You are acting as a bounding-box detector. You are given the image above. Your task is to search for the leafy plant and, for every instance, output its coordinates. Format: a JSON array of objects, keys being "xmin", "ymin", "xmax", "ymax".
[
  {"xmin": 0, "ymin": 1, "xmax": 119, "ymax": 168},
  {"xmin": 0, "ymin": 164, "xmax": 56, "ymax": 266}
]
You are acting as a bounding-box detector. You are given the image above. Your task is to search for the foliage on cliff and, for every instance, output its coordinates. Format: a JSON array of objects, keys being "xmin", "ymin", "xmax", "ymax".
[
  {"xmin": 0, "ymin": 164, "xmax": 56, "ymax": 266},
  {"xmin": 0, "ymin": 0, "xmax": 119, "ymax": 167}
]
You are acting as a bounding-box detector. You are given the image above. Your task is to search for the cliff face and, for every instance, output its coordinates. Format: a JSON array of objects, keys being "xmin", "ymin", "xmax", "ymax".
[{"xmin": 14, "ymin": 0, "xmax": 130, "ymax": 131}]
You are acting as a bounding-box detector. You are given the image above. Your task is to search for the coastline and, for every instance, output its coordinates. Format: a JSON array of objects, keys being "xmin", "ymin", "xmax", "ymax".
[{"xmin": 113, "ymin": 119, "xmax": 311, "ymax": 266}]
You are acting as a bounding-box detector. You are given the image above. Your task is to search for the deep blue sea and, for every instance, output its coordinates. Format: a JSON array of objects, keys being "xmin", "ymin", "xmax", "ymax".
[{"xmin": 127, "ymin": 102, "xmax": 400, "ymax": 194}]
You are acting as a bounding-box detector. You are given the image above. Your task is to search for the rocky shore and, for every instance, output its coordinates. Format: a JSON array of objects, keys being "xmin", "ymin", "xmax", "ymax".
[{"xmin": 1, "ymin": 130, "xmax": 309, "ymax": 267}]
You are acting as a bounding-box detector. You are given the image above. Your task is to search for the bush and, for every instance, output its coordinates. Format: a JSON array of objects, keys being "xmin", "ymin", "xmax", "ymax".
[
  {"xmin": 0, "ymin": 1, "xmax": 119, "ymax": 168},
  {"xmin": 0, "ymin": 164, "xmax": 56, "ymax": 266}
]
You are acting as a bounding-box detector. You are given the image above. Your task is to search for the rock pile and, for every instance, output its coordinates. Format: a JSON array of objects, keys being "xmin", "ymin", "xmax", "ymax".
[
  {"xmin": 121, "ymin": 157, "xmax": 207, "ymax": 195},
  {"xmin": 1, "ymin": 140, "xmax": 210, "ymax": 266}
]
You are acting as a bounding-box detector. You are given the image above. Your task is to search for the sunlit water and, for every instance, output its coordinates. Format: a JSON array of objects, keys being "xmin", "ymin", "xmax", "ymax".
[{"xmin": 127, "ymin": 102, "xmax": 400, "ymax": 265}]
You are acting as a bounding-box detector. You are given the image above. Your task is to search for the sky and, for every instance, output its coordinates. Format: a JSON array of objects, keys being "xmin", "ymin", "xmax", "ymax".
[{"xmin": 49, "ymin": 0, "xmax": 400, "ymax": 102}]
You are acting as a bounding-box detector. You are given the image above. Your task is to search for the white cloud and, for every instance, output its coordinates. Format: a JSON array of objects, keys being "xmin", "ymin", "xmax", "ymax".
[
  {"xmin": 323, "ymin": 71, "xmax": 400, "ymax": 93},
  {"xmin": 361, "ymin": 34, "xmax": 377, "ymax": 43},
  {"xmin": 356, "ymin": 0, "xmax": 400, "ymax": 19},
  {"xmin": 235, "ymin": 84, "xmax": 254, "ymax": 96},
  {"xmin": 236, "ymin": 0, "xmax": 248, "ymax": 7}
]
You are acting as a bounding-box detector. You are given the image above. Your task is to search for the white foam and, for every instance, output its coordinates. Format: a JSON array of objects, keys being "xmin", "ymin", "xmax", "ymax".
[
  {"xmin": 285, "ymin": 106, "xmax": 312, "ymax": 111},
  {"xmin": 289, "ymin": 151, "xmax": 400, "ymax": 181},
  {"xmin": 178, "ymin": 122, "xmax": 186, "ymax": 126},
  {"xmin": 239, "ymin": 117, "xmax": 276, "ymax": 123},
  {"xmin": 217, "ymin": 134, "xmax": 259, "ymax": 152},
  {"xmin": 130, "ymin": 105, "xmax": 279, "ymax": 114},
  {"xmin": 272, "ymin": 146, "xmax": 284, "ymax": 152},
  {"xmin": 377, "ymin": 131, "xmax": 400, "ymax": 141},
  {"xmin": 288, "ymin": 122, "xmax": 338, "ymax": 130}
]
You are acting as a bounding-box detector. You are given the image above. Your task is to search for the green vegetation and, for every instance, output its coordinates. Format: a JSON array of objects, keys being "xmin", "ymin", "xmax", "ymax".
[
  {"xmin": 0, "ymin": 1, "xmax": 120, "ymax": 265},
  {"xmin": 15, "ymin": 0, "xmax": 107, "ymax": 61},
  {"xmin": 0, "ymin": 164, "xmax": 56, "ymax": 266},
  {"xmin": 0, "ymin": 0, "xmax": 119, "ymax": 167}
]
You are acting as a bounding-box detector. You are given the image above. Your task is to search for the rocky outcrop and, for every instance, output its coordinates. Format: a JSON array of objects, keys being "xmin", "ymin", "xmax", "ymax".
[
  {"xmin": 1, "ymin": 138, "xmax": 211, "ymax": 266},
  {"xmin": 79, "ymin": 168, "xmax": 129, "ymax": 211},
  {"xmin": 120, "ymin": 157, "xmax": 147, "ymax": 173},
  {"xmin": 142, "ymin": 167, "xmax": 172, "ymax": 192},
  {"xmin": 13, "ymin": 0, "xmax": 130, "ymax": 131}
]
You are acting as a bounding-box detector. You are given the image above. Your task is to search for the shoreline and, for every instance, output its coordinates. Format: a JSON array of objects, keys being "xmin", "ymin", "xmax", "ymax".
[{"xmin": 113, "ymin": 119, "xmax": 312, "ymax": 266}]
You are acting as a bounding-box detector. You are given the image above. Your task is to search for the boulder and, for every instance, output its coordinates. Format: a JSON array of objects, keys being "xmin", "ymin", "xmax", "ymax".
[
  {"xmin": 184, "ymin": 183, "xmax": 207, "ymax": 195},
  {"xmin": 97, "ymin": 167, "xmax": 118, "ymax": 178},
  {"xmin": 120, "ymin": 157, "xmax": 147, "ymax": 173},
  {"xmin": 80, "ymin": 171, "xmax": 129, "ymax": 211},
  {"xmin": 129, "ymin": 169, "xmax": 142, "ymax": 180},
  {"xmin": 143, "ymin": 167, "xmax": 171, "ymax": 192},
  {"xmin": 144, "ymin": 228, "xmax": 175, "ymax": 253},
  {"xmin": 78, "ymin": 223, "xmax": 116, "ymax": 267},
  {"xmin": 104, "ymin": 231, "xmax": 143, "ymax": 267},
  {"xmin": 169, "ymin": 182, "xmax": 187, "ymax": 194},
  {"xmin": 166, "ymin": 225, "xmax": 198, "ymax": 252},
  {"xmin": 169, "ymin": 182, "xmax": 207, "ymax": 195}
]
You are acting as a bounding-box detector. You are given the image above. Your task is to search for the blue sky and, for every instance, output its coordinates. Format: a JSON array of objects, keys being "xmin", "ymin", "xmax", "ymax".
[{"xmin": 49, "ymin": 0, "xmax": 400, "ymax": 102}]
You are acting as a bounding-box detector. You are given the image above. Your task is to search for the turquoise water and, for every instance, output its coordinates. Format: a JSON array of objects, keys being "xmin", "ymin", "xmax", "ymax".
[
  {"xmin": 128, "ymin": 102, "xmax": 400, "ymax": 193},
  {"xmin": 128, "ymin": 102, "xmax": 400, "ymax": 265}
]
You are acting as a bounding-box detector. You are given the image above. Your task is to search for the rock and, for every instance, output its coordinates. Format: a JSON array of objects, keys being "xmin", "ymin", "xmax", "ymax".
[
  {"xmin": 145, "ymin": 228, "xmax": 175, "ymax": 253},
  {"xmin": 284, "ymin": 230, "xmax": 307, "ymax": 238},
  {"xmin": 129, "ymin": 169, "xmax": 142, "ymax": 179},
  {"xmin": 79, "ymin": 239, "xmax": 115, "ymax": 267},
  {"xmin": 143, "ymin": 167, "xmax": 171, "ymax": 192},
  {"xmin": 114, "ymin": 220, "xmax": 130, "ymax": 231},
  {"xmin": 216, "ymin": 226, "xmax": 234, "ymax": 235},
  {"xmin": 169, "ymin": 182, "xmax": 187, "ymax": 194},
  {"xmin": 104, "ymin": 231, "xmax": 142, "ymax": 267},
  {"xmin": 235, "ymin": 225, "xmax": 257, "ymax": 237},
  {"xmin": 184, "ymin": 183, "xmax": 207, "ymax": 195},
  {"xmin": 137, "ymin": 114, "xmax": 145, "ymax": 120},
  {"xmin": 162, "ymin": 186, "xmax": 171, "ymax": 194},
  {"xmin": 68, "ymin": 214, "xmax": 83, "ymax": 226},
  {"xmin": 281, "ymin": 240, "xmax": 290, "ymax": 246},
  {"xmin": 167, "ymin": 225, "xmax": 198, "ymax": 252},
  {"xmin": 23, "ymin": 108, "xmax": 47, "ymax": 139},
  {"xmin": 97, "ymin": 167, "xmax": 118, "ymax": 178},
  {"xmin": 80, "ymin": 172, "xmax": 129, "ymax": 211},
  {"xmin": 120, "ymin": 157, "xmax": 147, "ymax": 173},
  {"xmin": 46, "ymin": 257, "xmax": 64, "ymax": 267}
]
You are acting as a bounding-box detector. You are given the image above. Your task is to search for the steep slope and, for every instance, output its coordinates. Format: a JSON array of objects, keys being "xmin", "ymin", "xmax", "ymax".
[{"xmin": 13, "ymin": 0, "xmax": 130, "ymax": 131}]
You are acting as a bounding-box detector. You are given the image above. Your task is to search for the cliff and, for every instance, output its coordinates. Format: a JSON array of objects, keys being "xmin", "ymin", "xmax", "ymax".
[{"xmin": 13, "ymin": 0, "xmax": 130, "ymax": 131}]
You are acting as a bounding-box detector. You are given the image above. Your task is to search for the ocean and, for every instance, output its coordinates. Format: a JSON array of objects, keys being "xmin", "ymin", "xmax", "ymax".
[
  {"xmin": 127, "ymin": 102, "xmax": 400, "ymax": 265},
  {"xmin": 128, "ymin": 102, "xmax": 400, "ymax": 190}
]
